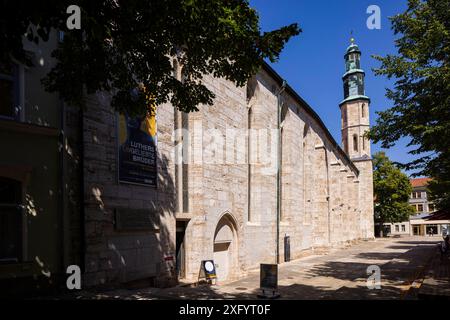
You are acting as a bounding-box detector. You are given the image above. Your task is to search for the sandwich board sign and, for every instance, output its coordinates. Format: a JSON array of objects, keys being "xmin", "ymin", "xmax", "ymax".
[{"xmin": 198, "ymin": 260, "xmax": 217, "ymax": 285}]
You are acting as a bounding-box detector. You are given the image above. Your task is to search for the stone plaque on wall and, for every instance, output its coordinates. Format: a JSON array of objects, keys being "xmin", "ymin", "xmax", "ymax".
[{"xmin": 114, "ymin": 208, "xmax": 160, "ymax": 231}]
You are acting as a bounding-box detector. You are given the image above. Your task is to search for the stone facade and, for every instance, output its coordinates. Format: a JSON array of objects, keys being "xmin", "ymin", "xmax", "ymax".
[
  {"xmin": 82, "ymin": 94, "xmax": 177, "ymax": 287},
  {"xmin": 80, "ymin": 45, "xmax": 375, "ymax": 287}
]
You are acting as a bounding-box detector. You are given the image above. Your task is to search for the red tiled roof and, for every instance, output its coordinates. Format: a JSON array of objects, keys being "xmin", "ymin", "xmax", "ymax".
[{"xmin": 410, "ymin": 178, "xmax": 432, "ymax": 188}]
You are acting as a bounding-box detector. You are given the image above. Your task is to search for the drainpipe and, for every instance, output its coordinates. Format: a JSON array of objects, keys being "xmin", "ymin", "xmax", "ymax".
[
  {"xmin": 325, "ymin": 150, "xmax": 331, "ymax": 244},
  {"xmin": 79, "ymin": 107, "xmax": 86, "ymax": 274},
  {"xmin": 59, "ymin": 99, "xmax": 66, "ymax": 278},
  {"xmin": 276, "ymin": 80, "xmax": 286, "ymax": 264},
  {"xmin": 175, "ymin": 108, "xmax": 183, "ymax": 213}
]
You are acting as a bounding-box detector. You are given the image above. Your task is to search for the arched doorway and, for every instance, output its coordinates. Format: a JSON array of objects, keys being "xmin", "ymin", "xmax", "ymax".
[{"xmin": 213, "ymin": 213, "xmax": 238, "ymax": 282}]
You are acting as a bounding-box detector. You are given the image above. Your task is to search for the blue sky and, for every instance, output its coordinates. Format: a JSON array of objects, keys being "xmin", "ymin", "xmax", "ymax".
[{"xmin": 249, "ymin": 0, "xmax": 421, "ymax": 177}]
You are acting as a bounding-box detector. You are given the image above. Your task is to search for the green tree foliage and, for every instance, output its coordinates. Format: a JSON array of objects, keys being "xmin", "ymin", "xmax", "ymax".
[
  {"xmin": 373, "ymin": 152, "xmax": 415, "ymax": 233},
  {"xmin": 369, "ymin": 0, "xmax": 449, "ymax": 209},
  {"xmin": 0, "ymin": 0, "xmax": 300, "ymax": 114}
]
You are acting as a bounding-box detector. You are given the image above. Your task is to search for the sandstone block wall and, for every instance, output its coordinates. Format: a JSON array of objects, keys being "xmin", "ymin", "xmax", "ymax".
[
  {"xmin": 82, "ymin": 94, "xmax": 176, "ymax": 287},
  {"xmin": 81, "ymin": 67, "xmax": 374, "ymax": 286}
]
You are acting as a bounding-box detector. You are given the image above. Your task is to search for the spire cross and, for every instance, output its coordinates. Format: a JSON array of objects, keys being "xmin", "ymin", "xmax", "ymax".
[{"xmin": 350, "ymin": 31, "xmax": 355, "ymax": 45}]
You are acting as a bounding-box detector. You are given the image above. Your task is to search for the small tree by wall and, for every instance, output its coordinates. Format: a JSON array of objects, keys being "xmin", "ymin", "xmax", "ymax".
[{"xmin": 373, "ymin": 152, "xmax": 415, "ymax": 237}]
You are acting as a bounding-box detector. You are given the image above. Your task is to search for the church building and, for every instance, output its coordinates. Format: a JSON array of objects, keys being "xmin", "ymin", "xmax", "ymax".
[{"xmin": 0, "ymin": 35, "xmax": 374, "ymax": 292}]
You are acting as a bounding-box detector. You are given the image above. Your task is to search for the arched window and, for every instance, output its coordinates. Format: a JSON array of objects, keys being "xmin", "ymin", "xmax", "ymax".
[
  {"xmin": 353, "ymin": 134, "xmax": 359, "ymax": 152},
  {"xmin": 303, "ymin": 124, "xmax": 310, "ymax": 139},
  {"xmin": 0, "ymin": 177, "xmax": 22, "ymax": 262},
  {"xmin": 246, "ymin": 77, "xmax": 257, "ymax": 102},
  {"xmin": 361, "ymin": 104, "xmax": 366, "ymax": 118}
]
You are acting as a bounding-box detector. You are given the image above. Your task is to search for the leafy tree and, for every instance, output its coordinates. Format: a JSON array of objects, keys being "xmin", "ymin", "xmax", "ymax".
[
  {"xmin": 373, "ymin": 152, "xmax": 415, "ymax": 237},
  {"xmin": 369, "ymin": 0, "xmax": 450, "ymax": 210},
  {"xmin": 0, "ymin": 0, "xmax": 300, "ymax": 114}
]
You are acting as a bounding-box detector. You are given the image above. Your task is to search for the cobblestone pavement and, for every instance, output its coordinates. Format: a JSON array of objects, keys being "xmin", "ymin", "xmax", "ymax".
[{"xmin": 59, "ymin": 236, "xmax": 440, "ymax": 300}]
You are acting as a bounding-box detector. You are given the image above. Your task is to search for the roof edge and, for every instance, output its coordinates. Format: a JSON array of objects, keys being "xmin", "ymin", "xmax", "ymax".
[{"xmin": 261, "ymin": 62, "xmax": 359, "ymax": 176}]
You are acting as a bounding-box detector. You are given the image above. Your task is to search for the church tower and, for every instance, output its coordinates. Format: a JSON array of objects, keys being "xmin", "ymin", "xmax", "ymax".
[
  {"xmin": 340, "ymin": 38, "xmax": 371, "ymax": 159},
  {"xmin": 340, "ymin": 38, "xmax": 375, "ymax": 239}
]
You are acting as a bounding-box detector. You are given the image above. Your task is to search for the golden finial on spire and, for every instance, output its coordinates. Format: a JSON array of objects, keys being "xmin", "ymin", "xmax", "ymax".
[{"xmin": 350, "ymin": 30, "xmax": 355, "ymax": 44}]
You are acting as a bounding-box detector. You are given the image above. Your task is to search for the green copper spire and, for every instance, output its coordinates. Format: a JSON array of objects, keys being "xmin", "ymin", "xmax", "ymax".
[{"xmin": 341, "ymin": 37, "xmax": 369, "ymax": 103}]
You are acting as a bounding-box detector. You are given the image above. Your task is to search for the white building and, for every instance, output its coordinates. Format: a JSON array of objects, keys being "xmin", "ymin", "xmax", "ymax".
[{"xmin": 384, "ymin": 178, "xmax": 449, "ymax": 237}]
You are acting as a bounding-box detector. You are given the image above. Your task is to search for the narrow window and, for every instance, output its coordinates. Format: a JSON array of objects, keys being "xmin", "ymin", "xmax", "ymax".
[
  {"xmin": 344, "ymin": 136, "xmax": 349, "ymax": 154},
  {"xmin": 353, "ymin": 134, "xmax": 358, "ymax": 152},
  {"xmin": 182, "ymin": 112, "xmax": 189, "ymax": 213},
  {"xmin": 361, "ymin": 104, "xmax": 366, "ymax": 118},
  {"xmin": 280, "ymin": 127, "xmax": 284, "ymax": 221}
]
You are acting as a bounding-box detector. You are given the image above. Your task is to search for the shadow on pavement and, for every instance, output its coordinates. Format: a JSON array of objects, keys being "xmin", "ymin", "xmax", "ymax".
[{"xmin": 37, "ymin": 239, "xmax": 439, "ymax": 300}]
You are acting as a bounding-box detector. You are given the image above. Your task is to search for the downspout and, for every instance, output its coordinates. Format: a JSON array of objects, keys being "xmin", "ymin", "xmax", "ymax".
[
  {"xmin": 276, "ymin": 80, "xmax": 286, "ymax": 264},
  {"xmin": 79, "ymin": 107, "xmax": 86, "ymax": 274},
  {"xmin": 59, "ymin": 99, "xmax": 66, "ymax": 279},
  {"xmin": 325, "ymin": 150, "xmax": 331, "ymax": 244},
  {"xmin": 175, "ymin": 108, "xmax": 183, "ymax": 213}
]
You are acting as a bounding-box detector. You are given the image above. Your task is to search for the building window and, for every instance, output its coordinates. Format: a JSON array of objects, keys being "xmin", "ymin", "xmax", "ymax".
[
  {"xmin": 418, "ymin": 204, "xmax": 424, "ymax": 212},
  {"xmin": 401, "ymin": 225, "xmax": 406, "ymax": 232},
  {"xmin": 353, "ymin": 134, "xmax": 358, "ymax": 152},
  {"xmin": 0, "ymin": 177, "xmax": 23, "ymax": 263},
  {"xmin": 343, "ymin": 136, "xmax": 348, "ymax": 154},
  {"xmin": 0, "ymin": 62, "xmax": 20, "ymax": 120},
  {"xmin": 429, "ymin": 204, "xmax": 435, "ymax": 212},
  {"xmin": 395, "ymin": 225, "xmax": 399, "ymax": 232},
  {"xmin": 361, "ymin": 104, "xmax": 366, "ymax": 118},
  {"xmin": 412, "ymin": 191, "xmax": 422, "ymax": 199}
]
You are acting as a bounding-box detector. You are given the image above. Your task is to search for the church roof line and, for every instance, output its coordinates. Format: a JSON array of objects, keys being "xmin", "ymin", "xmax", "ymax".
[{"xmin": 261, "ymin": 61, "xmax": 360, "ymax": 175}]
